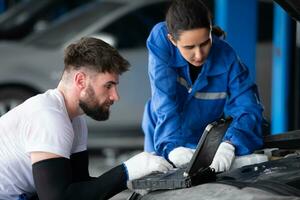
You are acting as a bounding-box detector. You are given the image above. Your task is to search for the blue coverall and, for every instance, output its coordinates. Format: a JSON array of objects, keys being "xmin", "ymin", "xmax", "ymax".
[{"xmin": 142, "ymin": 22, "xmax": 264, "ymax": 159}]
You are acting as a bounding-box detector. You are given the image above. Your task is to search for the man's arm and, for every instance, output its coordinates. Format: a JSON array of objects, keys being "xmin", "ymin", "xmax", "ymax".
[
  {"xmin": 31, "ymin": 151, "xmax": 173, "ymax": 200},
  {"xmin": 70, "ymin": 151, "xmax": 95, "ymax": 182},
  {"xmin": 31, "ymin": 152, "xmax": 127, "ymax": 200},
  {"xmin": 31, "ymin": 152, "xmax": 61, "ymax": 163}
]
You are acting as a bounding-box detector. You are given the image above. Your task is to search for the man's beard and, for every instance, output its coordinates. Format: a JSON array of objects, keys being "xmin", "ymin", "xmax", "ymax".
[{"xmin": 79, "ymin": 85, "xmax": 112, "ymax": 121}]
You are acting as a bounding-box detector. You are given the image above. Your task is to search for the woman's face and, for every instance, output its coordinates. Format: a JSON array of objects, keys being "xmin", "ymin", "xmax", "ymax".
[{"xmin": 168, "ymin": 28, "xmax": 212, "ymax": 67}]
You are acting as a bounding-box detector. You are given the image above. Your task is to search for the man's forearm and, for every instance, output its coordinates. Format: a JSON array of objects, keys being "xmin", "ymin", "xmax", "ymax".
[{"xmin": 33, "ymin": 158, "xmax": 127, "ymax": 200}]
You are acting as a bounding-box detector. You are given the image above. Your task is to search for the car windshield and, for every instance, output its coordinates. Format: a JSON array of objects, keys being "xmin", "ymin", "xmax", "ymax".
[{"xmin": 23, "ymin": 2, "xmax": 124, "ymax": 48}]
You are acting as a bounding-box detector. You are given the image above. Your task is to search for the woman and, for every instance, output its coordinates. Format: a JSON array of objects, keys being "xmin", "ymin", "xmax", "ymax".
[{"xmin": 142, "ymin": 0, "xmax": 264, "ymax": 172}]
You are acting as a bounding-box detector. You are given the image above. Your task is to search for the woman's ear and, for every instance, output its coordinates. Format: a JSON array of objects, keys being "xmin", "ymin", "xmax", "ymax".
[{"xmin": 167, "ymin": 34, "xmax": 177, "ymax": 46}]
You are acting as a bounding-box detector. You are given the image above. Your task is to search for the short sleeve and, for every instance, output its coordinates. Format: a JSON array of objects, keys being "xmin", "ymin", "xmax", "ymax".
[
  {"xmin": 71, "ymin": 116, "xmax": 88, "ymax": 154},
  {"xmin": 24, "ymin": 109, "xmax": 74, "ymax": 159}
]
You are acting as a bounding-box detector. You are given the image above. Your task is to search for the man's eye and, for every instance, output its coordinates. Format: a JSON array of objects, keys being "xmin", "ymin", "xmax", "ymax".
[{"xmin": 105, "ymin": 84, "xmax": 112, "ymax": 89}]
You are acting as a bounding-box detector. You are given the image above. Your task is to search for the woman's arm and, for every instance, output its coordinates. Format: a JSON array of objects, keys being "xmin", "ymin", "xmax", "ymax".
[
  {"xmin": 146, "ymin": 22, "xmax": 185, "ymax": 158},
  {"xmin": 224, "ymin": 60, "xmax": 264, "ymax": 155}
]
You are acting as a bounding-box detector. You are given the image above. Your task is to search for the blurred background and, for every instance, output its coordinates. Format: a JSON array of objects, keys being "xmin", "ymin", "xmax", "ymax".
[{"xmin": 0, "ymin": 0, "xmax": 299, "ymax": 198}]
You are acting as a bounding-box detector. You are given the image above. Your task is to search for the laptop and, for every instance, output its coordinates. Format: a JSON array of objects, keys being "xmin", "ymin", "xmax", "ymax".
[{"xmin": 128, "ymin": 117, "xmax": 232, "ymax": 193}]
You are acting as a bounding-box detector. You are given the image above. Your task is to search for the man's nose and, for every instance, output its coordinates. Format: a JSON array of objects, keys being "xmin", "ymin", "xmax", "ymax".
[{"xmin": 110, "ymin": 87, "xmax": 120, "ymax": 102}]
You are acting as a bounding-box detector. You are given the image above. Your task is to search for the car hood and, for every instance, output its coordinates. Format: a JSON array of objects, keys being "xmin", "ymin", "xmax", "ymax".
[{"xmin": 274, "ymin": 0, "xmax": 300, "ymax": 21}]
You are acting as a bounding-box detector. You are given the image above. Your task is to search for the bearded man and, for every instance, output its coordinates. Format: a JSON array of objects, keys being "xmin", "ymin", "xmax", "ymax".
[{"xmin": 0, "ymin": 37, "xmax": 172, "ymax": 200}]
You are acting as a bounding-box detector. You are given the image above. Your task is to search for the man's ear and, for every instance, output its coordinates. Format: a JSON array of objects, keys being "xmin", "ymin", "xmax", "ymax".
[
  {"xmin": 167, "ymin": 34, "xmax": 177, "ymax": 46},
  {"xmin": 74, "ymin": 71, "xmax": 86, "ymax": 91}
]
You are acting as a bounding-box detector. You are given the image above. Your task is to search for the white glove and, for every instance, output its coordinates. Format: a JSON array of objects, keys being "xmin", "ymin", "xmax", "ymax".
[
  {"xmin": 124, "ymin": 152, "xmax": 173, "ymax": 181},
  {"xmin": 210, "ymin": 142, "xmax": 235, "ymax": 172},
  {"xmin": 168, "ymin": 146, "xmax": 195, "ymax": 168}
]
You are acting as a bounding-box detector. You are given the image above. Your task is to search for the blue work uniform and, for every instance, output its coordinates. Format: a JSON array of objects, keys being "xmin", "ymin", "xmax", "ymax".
[{"xmin": 142, "ymin": 22, "xmax": 264, "ymax": 159}]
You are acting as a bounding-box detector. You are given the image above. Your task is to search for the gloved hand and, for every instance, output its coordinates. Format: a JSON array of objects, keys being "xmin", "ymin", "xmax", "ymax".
[
  {"xmin": 210, "ymin": 142, "xmax": 235, "ymax": 172},
  {"xmin": 168, "ymin": 146, "xmax": 195, "ymax": 168},
  {"xmin": 124, "ymin": 152, "xmax": 173, "ymax": 181}
]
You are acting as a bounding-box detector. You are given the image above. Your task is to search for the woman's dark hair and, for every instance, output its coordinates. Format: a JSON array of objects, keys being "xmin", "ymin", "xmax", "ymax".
[{"xmin": 166, "ymin": 0, "xmax": 225, "ymax": 40}]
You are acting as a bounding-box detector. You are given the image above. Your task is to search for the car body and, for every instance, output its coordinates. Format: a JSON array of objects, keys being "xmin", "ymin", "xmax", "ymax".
[
  {"xmin": 0, "ymin": 0, "xmax": 92, "ymax": 40},
  {"xmin": 0, "ymin": 0, "xmax": 170, "ymax": 148}
]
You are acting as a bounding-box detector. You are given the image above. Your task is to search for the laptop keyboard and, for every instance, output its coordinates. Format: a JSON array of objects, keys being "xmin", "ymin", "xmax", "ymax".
[{"xmin": 145, "ymin": 167, "xmax": 188, "ymax": 179}]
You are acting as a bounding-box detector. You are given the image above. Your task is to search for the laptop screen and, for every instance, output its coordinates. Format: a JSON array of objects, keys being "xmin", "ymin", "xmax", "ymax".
[{"xmin": 184, "ymin": 117, "xmax": 232, "ymax": 176}]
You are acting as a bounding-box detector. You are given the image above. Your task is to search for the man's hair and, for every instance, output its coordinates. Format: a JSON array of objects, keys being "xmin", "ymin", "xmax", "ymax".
[{"xmin": 64, "ymin": 37, "xmax": 130, "ymax": 74}]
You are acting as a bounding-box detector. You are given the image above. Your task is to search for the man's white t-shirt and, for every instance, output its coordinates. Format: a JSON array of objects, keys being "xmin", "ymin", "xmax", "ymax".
[{"xmin": 0, "ymin": 89, "xmax": 88, "ymax": 200}]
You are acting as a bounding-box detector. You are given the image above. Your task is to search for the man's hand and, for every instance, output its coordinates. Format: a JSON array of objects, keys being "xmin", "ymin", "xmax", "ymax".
[
  {"xmin": 124, "ymin": 152, "xmax": 173, "ymax": 181},
  {"xmin": 210, "ymin": 142, "xmax": 235, "ymax": 172},
  {"xmin": 168, "ymin": 147, "xmax": 195, "ymax": 168}
]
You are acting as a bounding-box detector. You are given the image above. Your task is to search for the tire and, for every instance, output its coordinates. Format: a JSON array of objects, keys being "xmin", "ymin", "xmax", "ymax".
[{"xmin": 0, "ymin": 87, "xmax": 36, "ymax": 116}]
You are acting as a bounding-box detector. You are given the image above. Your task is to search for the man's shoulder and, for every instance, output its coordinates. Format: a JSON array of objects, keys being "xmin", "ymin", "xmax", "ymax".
[{"xmin": 25, "ymin": 89, "xmax": 66, "ymax": 114}]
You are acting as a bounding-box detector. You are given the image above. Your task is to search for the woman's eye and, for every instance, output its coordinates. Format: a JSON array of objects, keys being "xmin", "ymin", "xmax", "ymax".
[
  {"xmin": 201, "ymin": 39, "xmax": 211, "ymax": 47},
  {"xmin": 184, "ymin": 46, "xmax": 194, "ymax": 50}
]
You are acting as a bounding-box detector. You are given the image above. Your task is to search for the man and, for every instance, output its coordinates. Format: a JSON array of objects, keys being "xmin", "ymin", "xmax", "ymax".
[{"xmin": 0, "ymin": 37, "xmax": 172, "ymax": 200}]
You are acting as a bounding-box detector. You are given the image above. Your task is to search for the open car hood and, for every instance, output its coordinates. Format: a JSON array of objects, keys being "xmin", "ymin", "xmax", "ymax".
[{"xmin": 274, "ymin": 0, "xmax": 300, "ymax": 21}]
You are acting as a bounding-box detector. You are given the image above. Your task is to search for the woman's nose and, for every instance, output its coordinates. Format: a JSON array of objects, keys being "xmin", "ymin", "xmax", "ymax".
[{"xmin": 194, "ymin": 47, "xmax": 203, "ymax": 60}]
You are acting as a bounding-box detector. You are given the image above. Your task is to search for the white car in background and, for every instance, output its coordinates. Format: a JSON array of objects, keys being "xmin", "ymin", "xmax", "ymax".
[{"xmin": 0, "ymin": 0, "xmax": 170, "ymax": 149}]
